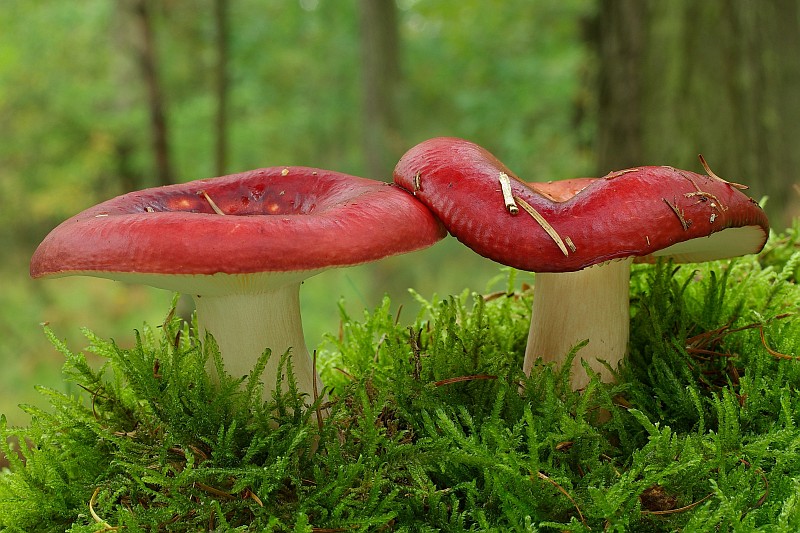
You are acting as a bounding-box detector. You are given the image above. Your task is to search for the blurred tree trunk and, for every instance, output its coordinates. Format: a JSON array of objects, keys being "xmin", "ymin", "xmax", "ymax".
[
  {"xmin": 358, "ymin": 0, "xmax": 400, "ymax": 180},
  {"xmin": 595, "ymin": 0, "xmax": 800, "ymax": 226},
  {"xmin": 131, "ymin": 0, "xmax": 174, "ymax": 186},
  {"xmin": 213, "ymin": 0, "xmax": 230, "ymax": 176},
  {"xmin": 595, "ymin": 0, "xmax": 645, "ymax": 172},
  {"xmin": 111, "ymin": 3, "xmax": 144, "ymax": 194}
]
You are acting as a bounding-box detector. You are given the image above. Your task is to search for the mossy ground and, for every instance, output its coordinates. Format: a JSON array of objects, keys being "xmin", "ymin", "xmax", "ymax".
[{"xmin": 1, "ymin": 226, "xmax": 800, "ymax": 532}]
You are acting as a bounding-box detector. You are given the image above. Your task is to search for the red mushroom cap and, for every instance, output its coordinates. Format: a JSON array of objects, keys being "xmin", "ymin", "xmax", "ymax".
[
  {"xmin": 394, "ymin": 137, "xmax": 769, "ymax": 272},
  {"xmin": 31, "ymin": 167, "xmax": 445, "ymax": 284}
]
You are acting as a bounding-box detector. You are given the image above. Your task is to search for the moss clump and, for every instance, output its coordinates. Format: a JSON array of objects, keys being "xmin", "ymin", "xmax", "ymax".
[{"xmin": 2, "ymin": 228, "xmax": 800, "ymax": 531}]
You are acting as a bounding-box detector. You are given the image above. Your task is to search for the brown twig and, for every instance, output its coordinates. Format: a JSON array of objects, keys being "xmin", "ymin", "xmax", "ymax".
[
  {"xmin": 482, "ymin": 290, "xmax": 515, "ymax": 302},
  {"xmin": 77, "ymin": 384, "xmax": 106, "ymax": 420},
  {"xmin": 663, "ymin": 198, "xmax": 691, "ymax": 230},
  {"xmin": 312, "ymin": 350, "xmax": 324, "ymax": 433},
  {"xmin": 89, "ymin": 487, "xmax": 119, "ymax": 530},
  {"xmin": 759, "ymin": 326, "xmax": 798, "ymax": 360},
  {"xmin": 739, "ymin": 458, "xmax": 769, "ymax": 519},
  {"xmin": 332, "ymin": 367, "xmax": 356, "ymax": 381},
  {"xmin": 198, "ymin": 190, "xmax": 226, "ymax": 215},
  {"xmin": 606, "ymin": 168, "xmax": 640, "ymax": 179},
  {"xmin": 698, "ymin": 154, "xmax": 748, "ymax": 190},
  {"xmin": 498, "ymin": 172, "xmax": 519, "ymax": 215},
  {"xmin": 641, "ymin": 491, "xmax": 714, "ymax": 516},
  {"xmin": 409, "ymin": 328, "xmax": 423, "ymax": 381},
  {"xmin": 194, "ymin": 482, "xmax": 235, "ymax": 500},
  {"xmin": 535, "ymin": 471, "xmax": 587, "ymax": 527},
  {"xmin": 434, "ymin": 374, "xmax": 497, "ymax": 387},
  {"xmin": 242, "ymin": 488, "xmax": 264, "ymax": 507},
  {"xmin": 514, "ymin": 196, "xmax": 569, "ymax": 255}
]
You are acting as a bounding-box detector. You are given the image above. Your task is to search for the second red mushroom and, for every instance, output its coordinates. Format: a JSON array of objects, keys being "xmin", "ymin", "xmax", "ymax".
[{"xmin": 394, "ymin": 137, "xmax": 769, "ymax": 390}]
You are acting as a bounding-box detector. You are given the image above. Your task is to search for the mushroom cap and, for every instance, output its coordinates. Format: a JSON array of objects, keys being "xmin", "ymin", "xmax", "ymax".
[
  {"xmin": 31, "ymin": 167, "xmax": 445, "ymax": 293},
  {"xmin": 394, "ymin": 137, "xmax": 769, "ymax": 273}
]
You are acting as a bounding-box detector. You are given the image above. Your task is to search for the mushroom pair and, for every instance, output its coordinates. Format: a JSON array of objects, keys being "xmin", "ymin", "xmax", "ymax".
[
  {"xmin": 31, "ymin": 167, "xmax": 445, "ymax": 402},
  {"xmin": 393, "ymin": 137, "xmax": 769, "ymax": 390},
  {"xmin": 31, "ymin": 139, "xmax": 770, "ymax": 399}
]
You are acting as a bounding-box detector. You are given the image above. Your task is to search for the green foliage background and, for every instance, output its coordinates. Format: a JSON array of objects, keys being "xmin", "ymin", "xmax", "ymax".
[{"xmin": 0, "ymin": 0, "xmax": 595, "ymax": 425}]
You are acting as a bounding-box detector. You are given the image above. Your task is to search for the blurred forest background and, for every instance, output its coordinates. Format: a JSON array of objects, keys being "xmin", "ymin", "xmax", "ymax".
[{"xmin": 1, "ymin": 0, "xmax": 798, "ymax": 425}]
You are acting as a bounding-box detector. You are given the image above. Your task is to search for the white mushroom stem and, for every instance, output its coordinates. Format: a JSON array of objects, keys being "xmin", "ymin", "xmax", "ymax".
[
  {"xmin": 192, "ymin": 283, "xmax": 324, "ymax": 403},
  {"xmin": 523, "ymin": 258, "xmax": 633, "ymax": 390}
]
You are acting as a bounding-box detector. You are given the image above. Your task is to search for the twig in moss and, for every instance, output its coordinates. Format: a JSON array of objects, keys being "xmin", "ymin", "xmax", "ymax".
[
  {"xmin": 160, "ymin": 306, "xmax": 183, "ymax": 348},
  {"xmin": 409, "ymin": 328, "xmax": 422, "ymax": 381},
  {"xmin": 242, "ymin": 489, "xmax": 264, "ymax": 507},
  {"xmin": 374, "ymin": 333, "xmax": 387, "ymax": 363},
  {"xmin": 194, "ymin": 482, "xmax": 235, "ymax": 500},
  {"xmin": 168, "ymin": 445, "xmax": 208, "ymax": 464},
  {"xmin": 434, "ymin": 374, "xmax": 497, "ymax": 387},
  {"xmin": 77, "ymin": 384, "xmax": 105, "ymax": 420},
  {"xmin": 534, "ymin": 471, "xmax": 586, "ymax": 527},
  {"xmin": 600, "ymin": 454, "xmax": 622, "ymax": 477},
  {"xmin": 332, "ymin": 367, "xmax": 356, "ymax": 381},
  {"xmin": 727, "ymin": 361, "xmax": 741, "ymax": 389},
  {"xmin": 313, "ymin": 350, "xmax": 324, "ymax": 433},
  {"xmin": 688, "ymin": 315, "xmax": 794, "ymax": 355},
  {"xmin": 89, "ymin": 487, "xmax": 116, "ymax": 530},
  {"xmin": 759, "ymin": 326, "xmax": 798, "ymax": 360},
  {"xmin": 162, "ymin": 305, "xmax": 176, "ymax": 328},
  {"xmin": 188, "ymin": 444, "xmax": 208, "ymax": 462},
  {"xmin": 640, "ymin": 491, "xmax": 714, "ymax": 516},
  {"xmin": 739, "ymin": 458, "xmax": 769, "ymax": 519},
  {"xmin": 481, "ymin": 289, "xmax": 527, "ymax": 302},
  {"xmin": 687, "ymin": 347, "xmax": 736, "ymax": 360},
  {"xmin": 481, "ymin": 290, "xmax": 509, "ymax": 302}
]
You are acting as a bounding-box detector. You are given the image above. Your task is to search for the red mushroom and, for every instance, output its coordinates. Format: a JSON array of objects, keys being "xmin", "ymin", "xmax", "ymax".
[
  {"xmin": 394, "ymin": 137, "xmax": 769, "ymax": 390},
  {"xmin": 31, "ymin": 167, "xmax": 445, "ymax": 403}
]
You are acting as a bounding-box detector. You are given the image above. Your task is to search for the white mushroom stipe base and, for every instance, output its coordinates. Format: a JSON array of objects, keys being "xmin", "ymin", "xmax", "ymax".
[
  {"xmin": 73, "ymin": 269, "xmax": 326, "ymax": 403},
  {"xmin": 524, "ymin": 258, "xmax": 633, "ymax": 390},
  {"xmin": 194, "ymin": 283, "xmax": 323, "ymax": 402}
]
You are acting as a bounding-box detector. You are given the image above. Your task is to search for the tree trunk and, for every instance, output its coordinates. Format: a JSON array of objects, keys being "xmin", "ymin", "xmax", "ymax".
[
  {"xmin": 110, "ymin": 1, "xmax": 145, "ymax": 194},
  {"xmin": 213, "ymin": 0, "xmax": 230, "ymax": 176},
  {"xmin": 131, "ymin": 0, "xmax": 173, "ymax": 186},
  {"xmin": 594, "ymin": 0, "xmax": 800, "ymax": 226},
  {"xmin": 358, "ymin": 0, "xmax": 400, "ymax": 181},
  {"xmin": 595, "ymin": 0, "xmax": 646, "ymax": 172}
]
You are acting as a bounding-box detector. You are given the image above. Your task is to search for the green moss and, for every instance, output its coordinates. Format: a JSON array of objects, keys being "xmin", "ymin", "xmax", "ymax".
[{"xmin": 2, "ymin": 229, "xmax": 800, "ymax": 531}]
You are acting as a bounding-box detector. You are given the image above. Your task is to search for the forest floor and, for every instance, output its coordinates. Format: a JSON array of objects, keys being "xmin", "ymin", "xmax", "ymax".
[{"xmin": 1, "ymin": 225, "xmax": 799, "ymax": 531}]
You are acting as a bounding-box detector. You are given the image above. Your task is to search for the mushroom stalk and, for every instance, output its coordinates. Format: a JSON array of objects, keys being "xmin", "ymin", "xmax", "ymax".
[
  {"xmin": 523, "ymin": 258, "xmax": 633, "ymax": 390},
  {"xmin": 193, "ymin": 283, "xmax": 323, "ymax": 402}
]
